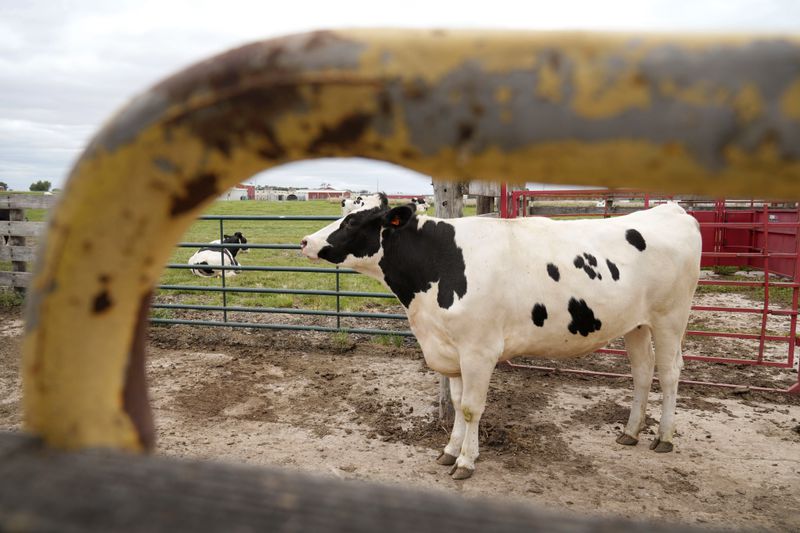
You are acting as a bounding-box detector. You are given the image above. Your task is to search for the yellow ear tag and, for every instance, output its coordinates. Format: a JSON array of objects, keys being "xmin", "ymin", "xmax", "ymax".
[{"xmin": 391, "ymin": 216, "xmax": 401, "ymax": 226}]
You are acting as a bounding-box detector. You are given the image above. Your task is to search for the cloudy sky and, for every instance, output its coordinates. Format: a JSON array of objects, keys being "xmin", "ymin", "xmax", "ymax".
[{"xmin": 1, "ymin": 0, "xmax": 798, "ymax": 194}]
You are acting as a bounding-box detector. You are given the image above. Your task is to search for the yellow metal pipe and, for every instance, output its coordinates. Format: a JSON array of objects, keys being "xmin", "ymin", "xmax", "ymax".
[{"xmin": 22, "ymin": 29, "xmax": 800, "ymax": 450}]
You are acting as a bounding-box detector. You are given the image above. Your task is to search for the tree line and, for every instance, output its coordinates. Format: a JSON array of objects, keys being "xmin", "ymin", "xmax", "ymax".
[{"xmin": 0, "ymin": 180, "xmax": 52, "ymax": 192}]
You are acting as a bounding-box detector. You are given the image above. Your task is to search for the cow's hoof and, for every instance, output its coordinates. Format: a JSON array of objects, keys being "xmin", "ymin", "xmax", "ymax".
[
  {"xmin": 616, "ymin": 434, "xmax": 638, "ymax": 446},
  {"xmin": 436, "ymin": 452, "xmax": 457, "ymax": 466},
  {"xmin": 451, "ymin": 466, "xmax": 474, "ymax": 480},
  {"xmin": 649, "ymin": 438, "xmax": 673, "ymax": 453}
]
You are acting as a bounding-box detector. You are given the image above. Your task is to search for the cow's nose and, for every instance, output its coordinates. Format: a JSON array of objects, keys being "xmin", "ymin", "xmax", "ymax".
[{"xmin": 300, "ymin": 238, "xmax": 308, "ymax": 249}]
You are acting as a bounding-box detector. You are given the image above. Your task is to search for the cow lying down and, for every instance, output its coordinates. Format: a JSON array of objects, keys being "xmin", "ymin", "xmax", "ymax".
[
  {"xmin": 301, "ymin": 201, "xmax": 702, "ymax": 479},
  {"xmin": 188, "ymin": 232, "xmax": 248, "ymax": 277}
]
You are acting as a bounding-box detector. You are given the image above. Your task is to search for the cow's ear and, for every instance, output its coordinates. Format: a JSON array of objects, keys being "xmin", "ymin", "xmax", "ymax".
[{"xmin": 382, "ymin": 205, "xmax": 414, "ymax": 229}]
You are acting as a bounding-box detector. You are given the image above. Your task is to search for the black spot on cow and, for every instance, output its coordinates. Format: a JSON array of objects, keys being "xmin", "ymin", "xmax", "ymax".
[
  {"xmin": 626, "ymin": 229, "xmax": 646, "ymax": 251},
  {"xmin": 567, "ymin": 298, "xmax": 602, "ymax": 336},
  {"xmin": 194, "ymin": 262, "xmax": 214, "ymax": 276},
  {"xmin": 547, "ymin": 263, "xmax": 560, "ymax": 282},
  {"xmin": 319, "ymin": 201, "xmax": 467, "ymax": 309},
  {"xmin": 379, "ymin": 206, "xmax": 467, "ymax": 309},
  {"xmin": 606, "ymin": 259, "xmax": 620, "ymax": 281},
  {"xmin": 93, "ymin": 290, "xmax": 112, "ymax": 313},
  {"xmin": 574, "ymin": 255, "xmax": 599, "ymax": 280},
  {"xmin": 531, "ymin": 303, "xmax": 548, "ymax": 327}
]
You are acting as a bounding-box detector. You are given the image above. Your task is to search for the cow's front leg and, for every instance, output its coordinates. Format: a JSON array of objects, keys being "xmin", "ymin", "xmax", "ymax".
[
  {"xmin": 437, "ymin": 376, "xmax": 463, "ymax": 466},
  {"xmin": 450, "ymin": 357, "xmax": 495, "ymax": 480}
]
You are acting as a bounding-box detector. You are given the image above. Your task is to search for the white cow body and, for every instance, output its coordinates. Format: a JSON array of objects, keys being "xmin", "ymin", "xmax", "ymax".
[
  {"xmin": 188, "ymin": 248, "xmax": 240, "ymax": 277},
  {"xmin": 408, "ymin": 206, "xmax": 699, "ymax": 374},
  {"xmin": 301, "ymin": 201, "xmax": 701, "ymax": 479}
]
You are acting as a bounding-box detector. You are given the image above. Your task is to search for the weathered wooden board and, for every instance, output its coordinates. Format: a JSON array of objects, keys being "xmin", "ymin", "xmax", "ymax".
[
  {"xmin": 0, "ymin": 194, "xmax": 57, "ymax": 210},
  {"xmin": 0, "ymin": 271, "xmax": 32, "ymax": 288},
  {"xmin": 0, "ymin": 221, "xmax": 44, "ymax": 238},
  {"xmin": 0, "ymin": 432, "xmax": 704, "ymax": 533},
  {"xmin": 0, "ymin": 245, "xmax": 37, "ymax": 263}
]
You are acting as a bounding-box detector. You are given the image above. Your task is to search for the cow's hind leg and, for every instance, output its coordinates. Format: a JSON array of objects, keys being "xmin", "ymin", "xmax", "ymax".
[
  {"xmin": 617, "ymin": 325, "xmax": 655, "ymax": 446},
  {"xmin": 650, "ymin": 319, "xmax": 686, "ymax": 453},
  {"xmin": 450, "ymin": 357, "xmax": 495, "ymax": 480},
  {"xmin": 437, "ymin": 376, "xmax": 463, "ymax": 466}
]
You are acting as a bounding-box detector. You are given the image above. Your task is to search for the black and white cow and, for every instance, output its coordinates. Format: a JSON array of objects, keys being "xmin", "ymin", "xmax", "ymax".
[
  {"xmin": 301, "ymin": 201, "xmax": 701, "ymax": 479},
  {"xmin": 410, "ymin": 197, "xmax": 429, "ymax": 213},
  {"xmin": 188, "ymin": 232, "xmax": 248, "ymax": 277},
  {"xmin": 341, "ymin": 193, "xmax": 387, "ymax": 216},
  {"xmin": 341, "ymin": 196, "xmax": 362, "ymax": 215}
]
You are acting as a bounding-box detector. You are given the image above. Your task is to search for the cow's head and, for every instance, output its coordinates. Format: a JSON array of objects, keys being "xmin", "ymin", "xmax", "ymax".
[
  {"xmin": 224, "ymin": 232, "xmax": 249, "ymax": 255},
  {"xmin": 301, "ymin": 195, "xmax": 416, "ymax": 269}
]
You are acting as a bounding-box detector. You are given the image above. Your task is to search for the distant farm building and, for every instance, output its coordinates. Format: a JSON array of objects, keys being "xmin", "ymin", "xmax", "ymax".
[
  {"xmin": 220, "ymin": 184, "xmax": 255, "ymax": 201},
  {"xmin": 303, "ymin": 188, "xmax": 351, "ymax": 201},
  {"xmin": 255, "ymin": 188, "xmax": 302, "ymax": 201}
]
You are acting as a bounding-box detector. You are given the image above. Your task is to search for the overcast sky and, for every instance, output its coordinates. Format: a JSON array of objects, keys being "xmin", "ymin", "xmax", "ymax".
[{"xmin": 1, "ymin": 0, "xmax": 798, "ymax": 194}]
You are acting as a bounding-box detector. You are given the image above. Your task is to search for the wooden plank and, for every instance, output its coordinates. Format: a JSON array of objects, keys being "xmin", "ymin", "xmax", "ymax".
[
  {"xmin": 0, "ymin": 221, "xmax": 44, "ymax": 238},
  {"xmin": 468, "ymin": 182, "xmax": 501, "ymax": 197},
  {"xmin": 0, "ymin": 245, "xmax": 37, "ymax": 262},
  {"xmin": 0, "ymin": 194, "xmax": 57, "ymax": 210},
  {"xmin": 433, "ymin": 182, "xmax": 468, "ymax": 427},
  {"xmin": 0, "ymin": 271, "xmax": 31, "ymax": 288},
  {"xmin": 0, "ymin": 432, "xmax": 700, "ymax": 533},
  {"xmin": 0, "ymin": 432, "xmax": 39, "ymax": 459},
  {"xmin": 8, "ymin": 209, "xmax": 26, "ymax": 294}
]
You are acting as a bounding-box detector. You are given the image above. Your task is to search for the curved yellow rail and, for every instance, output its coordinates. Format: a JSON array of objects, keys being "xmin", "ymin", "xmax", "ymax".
[{"xmin": 22, "ymin": 29, "xmax": 800, "ymax": 450}]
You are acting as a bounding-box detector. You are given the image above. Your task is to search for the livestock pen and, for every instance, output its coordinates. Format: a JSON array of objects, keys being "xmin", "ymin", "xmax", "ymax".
[{"xmin": 6, "ymin": 29, "xmax": 800, "ymax": 532}]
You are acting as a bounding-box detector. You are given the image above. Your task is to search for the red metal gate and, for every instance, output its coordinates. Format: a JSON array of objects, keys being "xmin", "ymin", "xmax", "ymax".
[{"xmin": 500, "ymin": 188, "xmax": 800, "ymax": 394}]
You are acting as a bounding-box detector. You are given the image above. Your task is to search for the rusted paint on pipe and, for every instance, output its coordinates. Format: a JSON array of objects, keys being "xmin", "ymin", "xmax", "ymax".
[{"xmin": 21, "ymin": 29, "xmax": 800, "ymax": 450}]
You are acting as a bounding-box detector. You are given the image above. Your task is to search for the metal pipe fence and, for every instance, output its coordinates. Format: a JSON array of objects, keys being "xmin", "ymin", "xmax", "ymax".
[{"xmin": 151, "ymin": 214, "xmax": 413, "ymax": 337}]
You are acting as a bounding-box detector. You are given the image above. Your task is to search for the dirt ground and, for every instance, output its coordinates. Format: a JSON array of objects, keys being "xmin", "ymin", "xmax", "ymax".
[{"xmin": 2, "ymin": 300, "xmax": 800, "ymax": 531}]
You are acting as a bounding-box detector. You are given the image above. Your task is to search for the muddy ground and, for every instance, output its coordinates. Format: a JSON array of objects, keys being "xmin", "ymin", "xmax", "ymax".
[{"xmin": 1, "ymin": 298, "xmax": 799, "ymax": 531}]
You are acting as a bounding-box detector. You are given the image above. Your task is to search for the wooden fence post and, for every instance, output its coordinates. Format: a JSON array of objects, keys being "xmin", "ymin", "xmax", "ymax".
[
  {"xmin": 1, "ymin": 194, "xmax": 55, "ymax": 290},
  {"xmin": 432, "ymin": 181, "xmax": 466, "ymax": 426},
  {"xmin": 9, "ymin": 207, "xmax": 25, "ymax": 294},
  {"xmin": 469, "ymin": 182, "xmax": 501, "ymax": 216}
]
